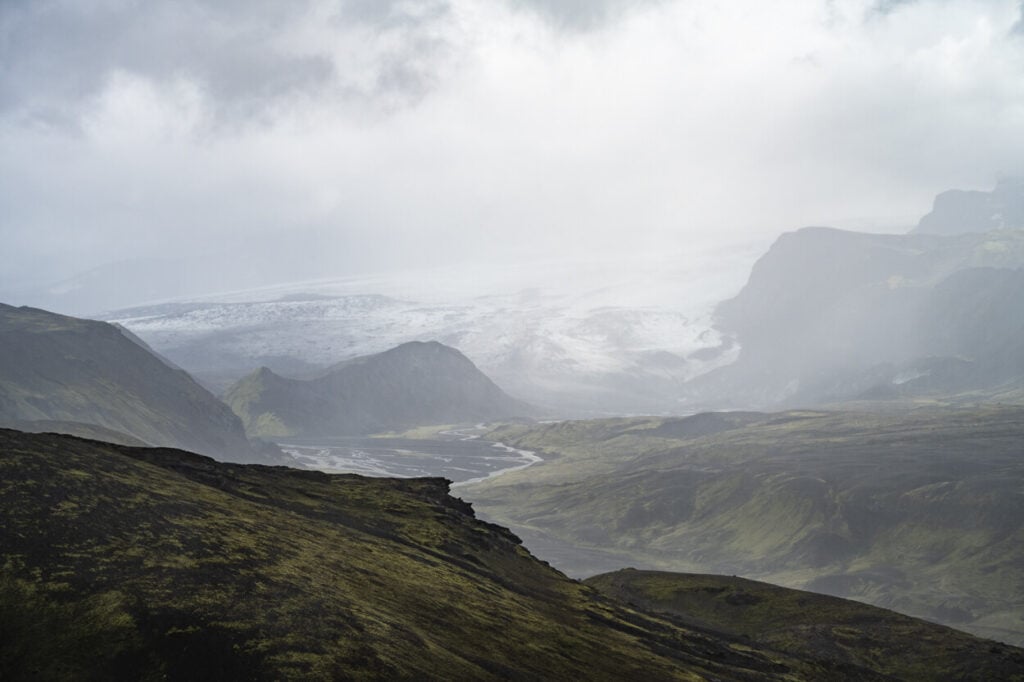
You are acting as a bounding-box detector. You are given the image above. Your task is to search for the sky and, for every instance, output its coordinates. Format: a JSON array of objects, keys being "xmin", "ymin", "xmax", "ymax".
[{"xmin": 2, "ymin": 0, "xmax": 1024, "ymax": 307}]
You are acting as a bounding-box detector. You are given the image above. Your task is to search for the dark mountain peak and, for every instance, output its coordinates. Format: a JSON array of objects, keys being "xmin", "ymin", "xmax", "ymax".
[
  {"xmin": 254, "ymin": 365, "xmax": 279, "ymax": 379},
  {"xmin": 393, "ymin": 339, "xmax": 448, "ymax": 351},
  {"xmin": 379, "ymin": 339, "xmax": 478, "ymax": 367},
  {"xmin": 227, "ymin": 341, "xmax": 536, "ymax": 438}
]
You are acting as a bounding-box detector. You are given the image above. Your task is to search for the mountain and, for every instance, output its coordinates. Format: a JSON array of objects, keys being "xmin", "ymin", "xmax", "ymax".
[
  {"xmin": 225, "ymin": 341, "xmax": 536, "ymax": 438},
  {"xmin": 914, "ymin": 178, "xmax": 1024, "ymax": 235},
  {"xmin": 0, "ymin": 303, "xmax": 268, "ymax": 463},
  {"xmin": 458, "ymin": 406, "xmax": 1024, "ymax": 646},
  {"xmin": 105, "ymin": 247, "xmax": 757, "ymax": 417},
  {"xmin": 3, "ymin": 428, "xmax": 1022, "ymax": 680},
  {"xmin": 685, "ymin": 224, "xmax": 1024, "ymax": 408}
]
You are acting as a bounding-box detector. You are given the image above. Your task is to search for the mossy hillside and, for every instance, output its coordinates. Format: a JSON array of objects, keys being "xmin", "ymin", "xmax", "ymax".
[
  {"xmin": 586, "ymin": 570, "xmax": 1024, "ymax": 682},
  {"xmin": 461, "ymin": 406, "xmax": 1024, "ymax": 645},
  {"xmin": 0, "ymin": 428, "xmax": 842, "ymax": 681},
  {"xmin": 0, "ymin": 418, "xmax": 149, "ymax": 446}
]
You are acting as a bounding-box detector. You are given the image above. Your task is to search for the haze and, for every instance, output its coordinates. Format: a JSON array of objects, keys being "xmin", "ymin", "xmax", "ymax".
[{"xmin": 2, "ymin": 0, "xmax": 1024, "ymax": 311}]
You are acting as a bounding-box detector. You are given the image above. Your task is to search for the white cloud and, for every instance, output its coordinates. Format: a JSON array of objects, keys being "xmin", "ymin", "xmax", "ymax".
[{"xmin": 2, "ymin": 0, "xmax": 1024, "ymax": 298}]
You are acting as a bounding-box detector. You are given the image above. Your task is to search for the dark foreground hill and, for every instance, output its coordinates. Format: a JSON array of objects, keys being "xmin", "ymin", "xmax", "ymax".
[
  {"xmin": 587, "ymin": 570, "xmax": 1024, "ymax": 682},
  {"xmin": 460, "ymin": 406, "xmax": 1024, "ymax": 646},
  {"xmin": 225, "ymin": 340, "xmax": 535, "ymax": 438},
  {"xmin": 0, "ymin": 304, "xmax": 268, "ymax": 463},
  {"xmin": 2, "ymin": 428, "xmax": 1023, "ymax": 681}
]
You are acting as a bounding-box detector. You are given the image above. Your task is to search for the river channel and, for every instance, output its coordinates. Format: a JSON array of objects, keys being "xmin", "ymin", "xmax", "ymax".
[{"xmin": 280, "ymin": 426, "xmax": 540, "ymax": 484}]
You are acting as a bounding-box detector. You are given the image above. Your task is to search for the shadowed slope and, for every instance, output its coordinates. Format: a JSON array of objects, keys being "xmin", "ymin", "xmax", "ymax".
[
  {"xmin": 0, "ymin": 303, "xmax": 263, "ymax": 462},
  {"xmin": 0, "ymin": 428, "xmax": 806, "ymax": 681},
  {"xmin": 226, "ymin": 341, "xmax": 535, "ymax": 438},
  {"xmin": 460, "ymin": 406, "xmax": 1024, "ymax": 645},
  {"xmin": 4, "ymin": 428, "xmax": 1023, "ymax": 679},
  {"xmin": 587, "ymin": 570, "xmax": 1024, "ymax": 682}
]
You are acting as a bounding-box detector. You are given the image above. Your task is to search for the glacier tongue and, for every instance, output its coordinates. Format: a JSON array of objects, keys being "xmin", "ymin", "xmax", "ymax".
[{"xmin": 107, "ymin": 247, "xmax": 758, "ymax": 416}]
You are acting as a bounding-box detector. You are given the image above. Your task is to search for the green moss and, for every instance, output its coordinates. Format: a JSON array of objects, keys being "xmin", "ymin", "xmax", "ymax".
[
  {"xmin": 0, "ymin": 428, "xmax": 818, "ymax": 681},
  {"xmin": 463, "ymin": 406, "xmax": 1024, "ymax": 646},
  {"xmin": 587, "ymin": 570, "xmax": 1024, "ymax": 682}
]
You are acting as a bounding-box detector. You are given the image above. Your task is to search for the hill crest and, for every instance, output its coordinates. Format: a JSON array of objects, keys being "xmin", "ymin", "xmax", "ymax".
[{"xmin": 226, "ymin": 340, "xmax": 535, "ymax": 438}]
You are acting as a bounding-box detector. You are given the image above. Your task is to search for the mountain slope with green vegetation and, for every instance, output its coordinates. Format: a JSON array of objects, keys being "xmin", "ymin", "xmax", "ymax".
[
  {"xmin": 0, "ymin": 303, "xmax": 266, "ymax": 463},
  {"xmin": 586, "ymin": 570, "xmax": 1024, "ymax": 682},
  {"xmin": 225, "ymin": 340, "xmax": 535, "ymax": 438},
  {"xmin": 460, "ymin": 406, "xmax": 1024, "ymax": 645},
  {"xmin": 3, "ymin": 428, "xmax": 1022, "ymax": 681}
]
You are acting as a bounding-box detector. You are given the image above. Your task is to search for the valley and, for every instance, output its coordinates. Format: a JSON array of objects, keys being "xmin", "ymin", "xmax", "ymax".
[
  {"xmin": 457, "ymin": 406, "xmax": 1024, "ymax": 646},
  {"xmin": 3, "ymin": 428, "xmax": 1023, "ymax": 680}
]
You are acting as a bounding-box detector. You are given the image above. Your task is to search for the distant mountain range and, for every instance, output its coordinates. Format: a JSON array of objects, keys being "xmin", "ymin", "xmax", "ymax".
[
  {"xmin": 0, "ymin": 303, "xmax": 271, "ymax": 463},
  {"xmin": 3, "ymin": 428, "xmax": 1022, "ymax": 680},
  {"xmin": 687, "ymin": 223, "xmax": 1024, "ymax": 409},
  {"xmin": 225, "ymin": 341, "xmax": 536, "ymax": 438},
  {"xmin": 914, "ymin": 178, "xmax": 1024, "ymax": 235},
  {"xmin": 103, "ymin": 250, "xmax": 752, "ymax": 417}
]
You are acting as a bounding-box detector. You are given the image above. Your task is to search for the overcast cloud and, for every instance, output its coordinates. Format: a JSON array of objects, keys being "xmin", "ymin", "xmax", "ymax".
[{"xmin": 2, "ymin": 0, "xmax": 1024, "ymax": 300}]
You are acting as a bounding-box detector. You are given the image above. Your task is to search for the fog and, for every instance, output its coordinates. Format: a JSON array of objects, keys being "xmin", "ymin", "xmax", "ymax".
[{"xmin": 2, "ymin": 0, "xmax": 1024, "ymax": 311}]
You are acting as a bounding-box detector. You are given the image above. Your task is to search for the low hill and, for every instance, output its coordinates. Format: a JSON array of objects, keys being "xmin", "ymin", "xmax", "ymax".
[
  {"xmin": 3, "ymin": 428, "xmax": 1022, "ymax": 680},
  {"xmin": 0, "ymin": 304, "xmax": 266, "ymax": 463},
  {"xmin": 587, "ymin": 570, "xmax": 1024, "ymax": 681},
  {"xmin": 459, "ymin": 406, "xmax": 1024, "ymax": 646},
  {"xmin": 0, "ymin": 418, "xmax": 147, "ymax": 446},
  {"xmin": 225, "ymin": 341, "xmax": 535, "ymax": 438}
]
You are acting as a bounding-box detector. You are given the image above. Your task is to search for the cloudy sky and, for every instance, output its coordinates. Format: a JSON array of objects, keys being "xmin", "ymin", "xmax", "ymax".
[{"xmin": 2, "ymin": 0, "xmax": 1024, "ymax": 305}]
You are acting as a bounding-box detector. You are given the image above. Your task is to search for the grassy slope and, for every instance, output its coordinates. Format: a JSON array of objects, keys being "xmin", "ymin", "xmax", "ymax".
[
  {"xmin": 1, "ymin": 428, "xmax": 837, "ymax": 682},
  {"xmin": 586, "ymin": 570, "xmax": 1024, "ymax": 682},
  {"xmin": 0, "ymin": 419, "xmax": 149, "ymax": 446},
  {"xmin": 459, "ymin": 406, "xmax": 1024, "ymax": 645}
]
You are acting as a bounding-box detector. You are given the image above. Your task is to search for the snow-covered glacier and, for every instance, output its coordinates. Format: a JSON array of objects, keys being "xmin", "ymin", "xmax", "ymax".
[{"xmin": 108, "ymin": 246, "xmax": 760, "ymax": 416}]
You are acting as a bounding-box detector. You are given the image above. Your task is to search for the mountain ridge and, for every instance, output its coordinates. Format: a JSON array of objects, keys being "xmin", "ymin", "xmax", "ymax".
[
  {"xmin": 686, "ymin": 225, "xmax": 1024, "ymax": 408},
  {"xmin": 914, "ymin": 178, "xmax": 1024, "ymax": 235},
  {"xmin": 225, "ymin": 340, "xmax": 537, "ymax": 438},
  {"xmin": 0, "ymin": 303, "xmax": 269, "ymax": 463}
]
